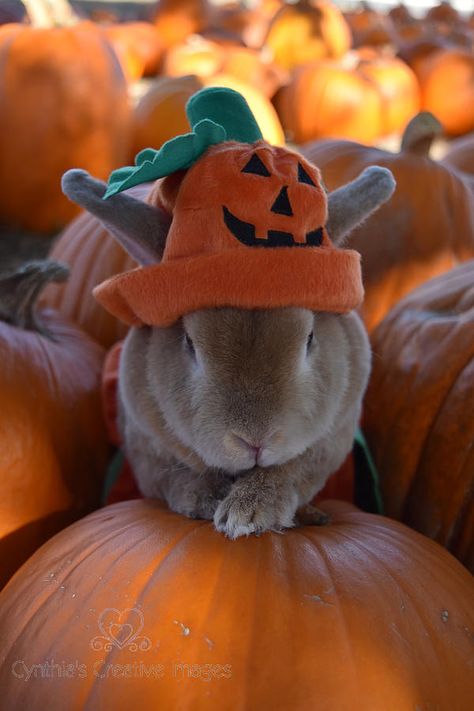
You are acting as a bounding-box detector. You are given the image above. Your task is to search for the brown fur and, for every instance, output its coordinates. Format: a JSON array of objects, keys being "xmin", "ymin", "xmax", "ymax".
[{"xmin": 118, "ymin": 306, "xmax": 370, "ymax": 538}]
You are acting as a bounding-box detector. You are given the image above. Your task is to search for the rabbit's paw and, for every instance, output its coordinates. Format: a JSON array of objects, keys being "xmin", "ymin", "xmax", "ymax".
[
  {"xmin": 171, "ymin": 473, "xmax": 232, "ymax": 521},
  {"xmin": 213, "ymin": 475, "xmax": 298, "ymax": 539}
]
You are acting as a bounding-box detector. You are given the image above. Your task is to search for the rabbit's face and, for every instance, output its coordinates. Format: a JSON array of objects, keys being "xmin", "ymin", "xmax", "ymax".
[{"xmin": 144, "ymin": 307, "xmax": 366, "ymax": 473}]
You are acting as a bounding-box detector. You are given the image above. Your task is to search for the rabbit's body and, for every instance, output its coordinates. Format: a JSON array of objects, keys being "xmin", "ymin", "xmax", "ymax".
[
  {"xmin": 61, "ymin": 96, "xmax": 395, "ymax": 537},
  {"xmin": 118, "ymin": 306, "xmax": 370, "ymax": 537}
]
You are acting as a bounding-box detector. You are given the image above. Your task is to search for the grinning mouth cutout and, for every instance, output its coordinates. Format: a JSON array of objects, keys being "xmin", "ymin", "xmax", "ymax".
[{"xmin": 223, "ymin": 207, "xmax": 324, "ymax": 248}]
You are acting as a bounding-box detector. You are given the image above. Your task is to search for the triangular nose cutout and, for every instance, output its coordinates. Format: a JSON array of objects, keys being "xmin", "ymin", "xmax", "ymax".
[{"xmin": 271, "ymin": 186, "xmax": 293, "ymax": 216}]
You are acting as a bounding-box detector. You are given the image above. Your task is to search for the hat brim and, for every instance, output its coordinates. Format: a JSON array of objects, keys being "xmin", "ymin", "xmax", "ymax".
[{"xmin": 94, "ymin": 247, "xmax": 363, "ymax": 327}]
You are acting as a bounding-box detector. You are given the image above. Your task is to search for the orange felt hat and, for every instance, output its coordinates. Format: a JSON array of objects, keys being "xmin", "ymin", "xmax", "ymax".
[{"xmin": 93, "ymin": 91, "xmax": 363, "ymax": 327}]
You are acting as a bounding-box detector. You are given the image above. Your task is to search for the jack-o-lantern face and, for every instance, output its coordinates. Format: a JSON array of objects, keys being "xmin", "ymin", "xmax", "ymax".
[
  {"xmin": 223, "ymin": 152, "xmax": 326, "ymax": 248},
  {"xmin": 159, "ymin": 141, "xmax": 331, "ymax": 262}
]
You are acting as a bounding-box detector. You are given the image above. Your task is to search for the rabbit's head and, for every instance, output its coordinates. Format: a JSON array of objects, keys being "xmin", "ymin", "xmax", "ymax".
[{"xmin": 62, "ymin": 159, "xmax": 394, "ymax": 472}]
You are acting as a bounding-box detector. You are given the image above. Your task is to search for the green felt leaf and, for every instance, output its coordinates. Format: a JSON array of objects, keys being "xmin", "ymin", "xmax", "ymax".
[
  {"xmin": 103, "ymin": 119, "xmax": 226, "ymax": 199},
  {"xmin": 103, "ymin": 87, "xmax": 264, "ymax": 199}
]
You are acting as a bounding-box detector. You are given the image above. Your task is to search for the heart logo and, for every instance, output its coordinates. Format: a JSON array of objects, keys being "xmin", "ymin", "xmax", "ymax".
[{"xmin": 91, "ymin": 608, "xmax": 151, "ymax": 652}]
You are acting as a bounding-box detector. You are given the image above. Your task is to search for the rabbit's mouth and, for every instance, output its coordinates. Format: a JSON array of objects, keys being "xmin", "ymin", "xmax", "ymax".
[{"xmin": 223, "ymin": 207, "xmax": 323, "ymax": 248}]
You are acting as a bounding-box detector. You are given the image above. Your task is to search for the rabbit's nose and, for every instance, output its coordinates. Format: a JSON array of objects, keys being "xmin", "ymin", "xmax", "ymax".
[{"xmin": 231, "ymin": 433, "xmax": 262, "ymax": 459}]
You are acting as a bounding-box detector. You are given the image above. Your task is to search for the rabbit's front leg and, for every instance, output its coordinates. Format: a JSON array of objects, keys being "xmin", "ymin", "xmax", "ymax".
[
  {"xmin": 162, "ymin": 466, "xmax": 233, "ymax": 520},
  {"xmin": 213, "ymin": 467, "xmax": 301, "ymax": 539}
]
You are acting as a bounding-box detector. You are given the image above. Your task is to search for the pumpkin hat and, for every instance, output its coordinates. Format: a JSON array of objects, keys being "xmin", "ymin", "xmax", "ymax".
[{"xmin": 62, "ymin": 88, "xmax": 396, "ymax": 327}]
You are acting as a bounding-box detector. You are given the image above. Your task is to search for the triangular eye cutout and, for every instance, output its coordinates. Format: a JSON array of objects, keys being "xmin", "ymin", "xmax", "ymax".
[
  {"xmin": 271, "ymin": 186, "xmax": 293, "ymax": 216},
  {"xmin": 242, "ymin": 153, "xmax": 271, "ymax": 177},
  {"xmin": 298, "ymin": 162, "xmax": 316, "ymax": 186}
]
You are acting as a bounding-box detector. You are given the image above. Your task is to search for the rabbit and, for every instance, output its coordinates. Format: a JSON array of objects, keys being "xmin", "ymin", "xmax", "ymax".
[{"xmin": 62, "ymin": 161, "xmax": 395, "ymax": 538}]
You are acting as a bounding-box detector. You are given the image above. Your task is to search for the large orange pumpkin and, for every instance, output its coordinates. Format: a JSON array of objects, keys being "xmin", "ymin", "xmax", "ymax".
[
  {"xmin": 409, "ymin": 47, "xmax": 474, "ymax": 136},
  {"xmin": 263, "ymin": 0, "xmax": 351, "ymax": 71},
  {"xmin": 0, "ymin": 261, "xmax": 109, "ymax": 589},
  {"xmin": 302, "ymin": 112, "xmax": 474, "ymax": 331},
  {"xmin": 0, "ymin": 5, "xmax": 131, "ymax": 233},
  {"xmin": 274, "ymin": 50, "xmax": 420, "ymax": 144},
  {"xmin": 0, "ymin": 499, "xmax": 472, "ymax": 709},
  {"xmin": 363, "ymin": 260, "xmax": 474, "ymax": 571}
]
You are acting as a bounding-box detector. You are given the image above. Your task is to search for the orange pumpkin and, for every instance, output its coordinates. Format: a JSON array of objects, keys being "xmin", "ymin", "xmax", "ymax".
[
  {"xmin": 302, "ymin": 112, "xmax": 474, "ymax": 332},
  {"xmin": 131, "ymin": 76, "xmax": 203, "ymax": 157},
  {"xmin": 0, "ymin": 261, "xmax": 109, "ymax": 589},
  {"xmin": 212, "ymin": 1, "xmax": 278, "ymax": 49},
  {"xmin": 103, "ymin": 22, "xmax": 163, "ymax": 81},
  {"xmin": 132, "ymin": 74, "xmax": 285, "ymax": 159},
  {"xmin": 409, "ymin": 48, "xmax": 474, "ymax": 136},
  {"xmin": 388, "ymin": 4, "xmax": 413, "ymax": 27},
  {"xmin": 218, "ymin": 46, "xmax": 287, "ymax": 98},
  {"xmin": 153, "ymin": 0, "xmax": 211, "ymax": 49},
  {"xmin": 0, "ymin": 10, "xmax": 131, "ymax": 233},
  {"xmin": 162, "ymin": 34, "xmax": 224, "ymax": 79},
  {"xmin": 0, "ymin": 499, "xmax": 472, "ymax": 708},
  {"xmin": 162, "ymin": 34, "xmax": 286, "ymax": 98},
  {"xmin": 425, "ymin": 1, "xmax": 461, "ymax": 27},
  {"xmin": 344, "ymin": 4, "xmax": 394, "ymax": 48},
  {"xmin": 274, "ymin": 51, "xmax": 420, "ymax": 144},
  {"xmin": 363, "ymin": 260, "xmax": 474, "ymax": 571},
  {"xmin": 263, "ymin": 0, "xmax": 351, "ymax": 71}
]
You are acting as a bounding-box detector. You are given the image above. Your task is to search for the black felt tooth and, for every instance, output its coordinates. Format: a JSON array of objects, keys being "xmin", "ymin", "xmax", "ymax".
[
  {"xmin": 271, "ymin": 186, "xmax": 293, "ymax": 216},
  {"xmin": 241, "ymin": 153, "xmax": 271, "ymax": 177},
  {"xmin": 298, "ymin": 162, "xmax": 317, "ymax": 186},
  {"xmin": 306, "ymin": 227, "xmax": 324, "ymax": 246}
]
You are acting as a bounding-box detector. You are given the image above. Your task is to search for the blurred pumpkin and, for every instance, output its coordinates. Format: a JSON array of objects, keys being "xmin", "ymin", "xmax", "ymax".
[
  {"xmin": 275, "ymin": 50, "xmax": 420, "ymax": 144},
  {"xmin": 409, "ymin": 48, "xmax": 474, "ymax": 136},
  {"xmin": 211, "ymin": 0, "xmax": 278, "ymax": 49},
  {"xmin": 0, "ymin": 3, "xmax": 131, "ymax": 234},
  {"xmin": 132, "ymin": 73, "xmax": 284, "ymax": 159},
  {"xmin": 275, "ymin": 57, "xmax": 383, "ymax": 144},
  {"xmin": 344, "ymin": 3, "xmax": 394, "ymax": 48},
  {"xmin": 363, "ymin": 261, "xmax": 474, "ymax": 571},
  {"xmin": 218, "ymin": 46, "xmax": 287, "ymax": 98},
  {"xmin": 153, "ymin": 0, "xmax": 211, "ymax": 49},
  {"xmin": 302, "ymin": 112, "xmax": 474, "ymax": 331},
  {"xmin": 425, "ymin": 1, "xmax": 461, "ymax": 27},
  {"xmin": 131, "ymin": 75, "xmax": 203, "ymax": 156},
  {"xmin": 263, "ymin": 0, "xmax": 351, "ymax": 71},
  {"xmin": 103, "ymin": 22, "xmax": 163, "ymax": 81},
  {"xmin": 355, "ymin": 49, "xmax": 420, "ymax": 135},
  {"xmin": 162, "ymin": 34, "xmax": 224, "ymax": 79},
  {"xmin": 0, "ymin": 499, "xmax": 472, "ymax": 708},
  {"xmin": 0, "ymin": 261, "xmax": 108, "ymax": 589},
  {"xmin": 388, "ymin": 3, "xmax": 413, "ymax": 27}
]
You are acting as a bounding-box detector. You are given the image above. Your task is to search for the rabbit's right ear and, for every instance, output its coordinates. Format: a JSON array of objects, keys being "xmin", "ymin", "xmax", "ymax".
[{"xmin": 61, "ymin": 170, "xmax": 172, "ymax": 265}]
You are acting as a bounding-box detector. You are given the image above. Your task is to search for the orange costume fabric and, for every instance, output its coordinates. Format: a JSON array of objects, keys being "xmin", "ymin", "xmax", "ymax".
[{"xmin": 94, "ymin": 141, "xmax": 363, "ymax": 328}]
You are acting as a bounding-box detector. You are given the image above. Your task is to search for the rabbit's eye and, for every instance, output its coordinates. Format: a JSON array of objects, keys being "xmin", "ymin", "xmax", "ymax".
[
  {"xmin": 184, "ymin": 333, "xmax": 195, "ymax": 356},
  {"xmin": 306, "ymin": 331, "xmax": 314, "ymax": 350}
]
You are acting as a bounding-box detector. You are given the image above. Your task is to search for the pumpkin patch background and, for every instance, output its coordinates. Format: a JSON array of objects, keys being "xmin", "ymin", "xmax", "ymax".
[{"xmin": 0, "ymin": 0, "xmax": 473, "ymax": 709}]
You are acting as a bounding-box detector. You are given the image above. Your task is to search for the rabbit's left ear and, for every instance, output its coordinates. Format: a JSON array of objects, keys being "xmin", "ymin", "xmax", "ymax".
[
  {"xmin": 326, "ymin": 166, "xmax": 396, "ymax": 246},
  {"xmin": 61, "ymin": 169, "xmax": 172, "ymax": 266}
]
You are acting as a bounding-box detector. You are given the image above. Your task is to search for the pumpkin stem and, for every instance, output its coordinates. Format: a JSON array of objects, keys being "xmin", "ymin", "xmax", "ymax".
[
  {"xmin": 400, "ymin": 112, "xmax": 443, "ymax": 157},
  {"xmin": 0, "ymin": 261, "xmax": 69, "ymax": 335},
  {"xmin": 22, "ymin": 0, "xmax": 76, "ymax": 27}
]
